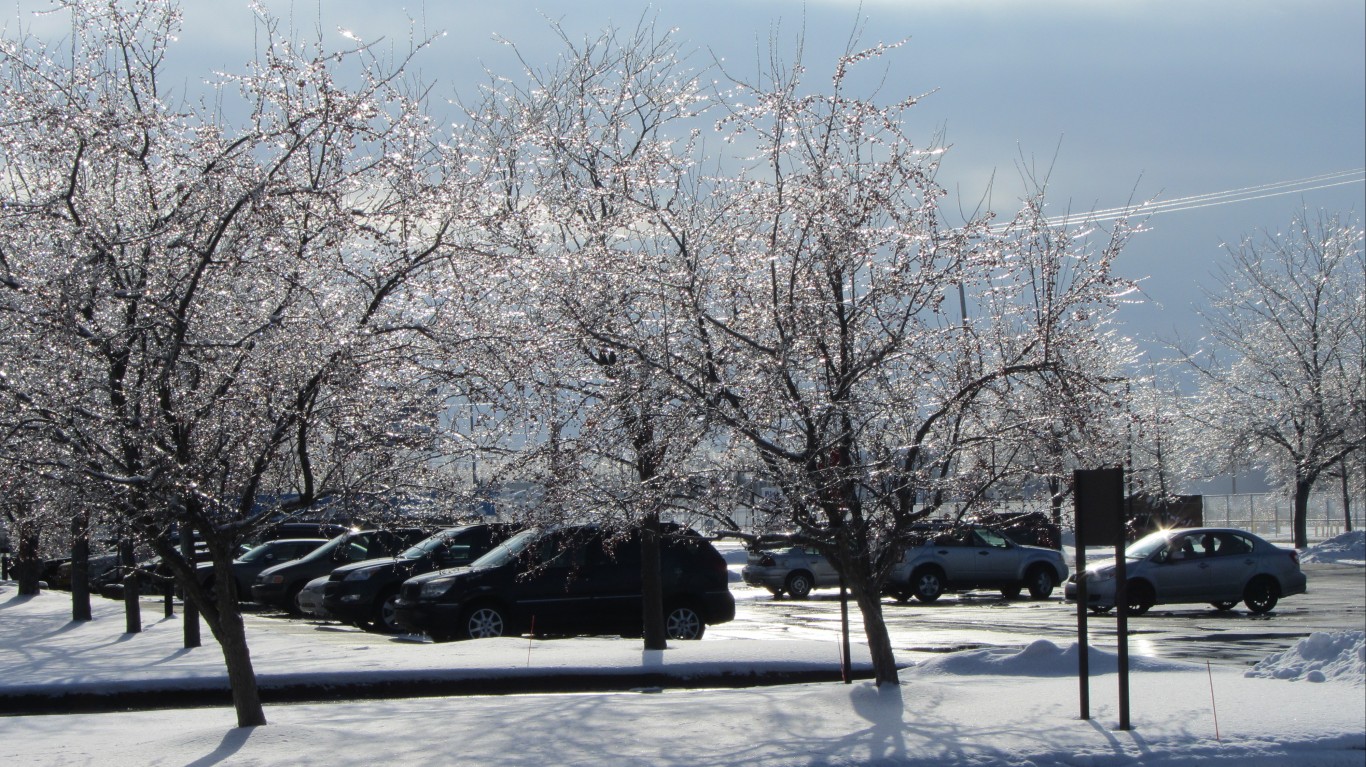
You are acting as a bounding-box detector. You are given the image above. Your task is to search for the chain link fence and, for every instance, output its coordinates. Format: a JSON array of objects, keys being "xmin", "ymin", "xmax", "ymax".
[{"xmin": 1200, "ymin": 493, "xmax": 1359, "ymax": 542}]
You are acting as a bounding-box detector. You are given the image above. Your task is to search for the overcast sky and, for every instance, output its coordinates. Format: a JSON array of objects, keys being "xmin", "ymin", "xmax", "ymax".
[{"xmin": 9, "ymin": 0, "xmax": 1365, "ymax": 353}]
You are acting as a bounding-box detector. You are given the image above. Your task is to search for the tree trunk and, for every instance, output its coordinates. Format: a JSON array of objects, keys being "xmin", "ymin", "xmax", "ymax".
[
  {"xmin": 16, "ymin": 523, "xmax": 41, "ymax": 596},
  {"xmin": 124, "ymin": 570, "xmax": 142, "ymax": 634},
  {"xmin": 849, "ymin": 579, "xmax": 899, "ymax": 686},
  {"xmin": 71, "ymin": 512, "xmax": 92, "ymax": 622},
  {"xmin": 640, "ymin": 511, "xmax": 665, "ymax": 650},
  {"xmin": 1292, "ymin": 476, "xmax": 1312, "ymax": 550},
  {"xmin": 180, "ymin": 531, "xmax": 200, "ymax": 648},
  {"xmin": 1341, "ymin": 467, "xmax": 1353, "ymax": 533},
  {"xmin": 120, "ymin": 539, "xmax": 142, "ymax": 633},
  {"xmin": 203, "ymin": 555, "xmax": 268, "ymax": 727}
]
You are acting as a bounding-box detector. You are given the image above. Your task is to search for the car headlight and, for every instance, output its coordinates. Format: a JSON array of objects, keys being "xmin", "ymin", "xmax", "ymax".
[
  {"xmin": 261, "ymin": 574, "xmax": 284, "ymax": 585},
  {"xmin": 1087, "ymin": 570, "xmax": 1115, "ymax": 583},
  {"xmin": 419, "ymin": 576, "xmax": 455, "ymax": 599},
  {"xmin": 345, "ymin": 569, "xmax": 374, "ymax": 581}
]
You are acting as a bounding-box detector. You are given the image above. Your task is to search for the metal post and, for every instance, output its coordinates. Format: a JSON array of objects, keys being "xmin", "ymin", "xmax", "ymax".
[
  {"xmin": 1116, "ymin": 488, "xmax": 1131, "ymax": 731},
  {"xmin": 1074, "ymin": 494, "xmax": 1090, "ymax": 720}
]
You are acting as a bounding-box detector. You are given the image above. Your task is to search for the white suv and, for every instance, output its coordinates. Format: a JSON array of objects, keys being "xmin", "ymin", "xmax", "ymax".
[{"xmin": 887, "ymin": 524, "xmax": 1069, "ymax": 603}]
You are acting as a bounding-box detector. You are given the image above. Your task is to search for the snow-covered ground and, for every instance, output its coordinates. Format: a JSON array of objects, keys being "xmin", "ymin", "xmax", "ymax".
[{"xmin": 1, "ymin": 532, "xmax": 1362, "ymax": 766}]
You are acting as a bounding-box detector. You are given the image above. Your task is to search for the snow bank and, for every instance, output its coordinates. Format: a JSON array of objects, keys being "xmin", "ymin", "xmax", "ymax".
[
  {"xmin": 1299, "ymin": 530, "xmax": 1366, "ymax": 565},
  {"xmin": 905, "ymin": 638, "xmax": 1198, "ymax": 677},
  {"xmin": 1245, "ymin": 631, "xmax": 1366, "ymax": 686}
]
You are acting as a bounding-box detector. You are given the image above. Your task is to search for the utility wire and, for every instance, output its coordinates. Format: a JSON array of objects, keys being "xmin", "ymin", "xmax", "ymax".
[{"xmin": 991, "ymin": 168, "xmax": 1365, "ymax": 232}]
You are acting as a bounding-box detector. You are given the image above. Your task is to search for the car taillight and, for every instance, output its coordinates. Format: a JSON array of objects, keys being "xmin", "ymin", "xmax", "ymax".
[
  {"xmin": 1289, "ymin": 551, "xmax": 1300, "ymax": 565},
  {"xmin": 759, "ymin": 555, "xmax": 776, "ymax": 567}
]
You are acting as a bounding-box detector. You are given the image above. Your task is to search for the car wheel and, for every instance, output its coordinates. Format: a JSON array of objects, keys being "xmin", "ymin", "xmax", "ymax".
[
  {"xmin": 912, "ymin": 568, "xmax": 944, "ymax": 603},
  {"xmin": 1026, "ymin": 566, "xmax": 1055, "ymax": 600},
  {"xmin": 462, "ymin": 604, "xmax": 508, "ymax": 639},
  {"xmin": 665, "ymin": 604, "xmax": 705, "ymax": 640},
  {"xmin": 1124, "ymin": 581, "xmax": 1154, "ymax": 616},
  {"xmin": 1089, "ymin": 605, "xmax": 1113, "ymax": 615},
  {"xmin": 285, "ymin": 582, "xmax": 306, "ymax": 615},
  {"xmin": 1243, "ymin": 577, "xmax": 1279, "ymax": 614},
  {"xmin": 1211, "ymin": 601, "xmax": 1238, "ymax": 611},
  {"xmin": 890, "ymin": 587, "xmax": 913, "ymax": 603},
  {"xmin": 785, "ymin": 571, "xmax": 814, "ymax": 600},
  {"xmin": 369, "ymin": 589, "xmax": 404, "ymax": 634},
  {"xmin": 766, "ymin": 587, "xmax": 784, "ymax": 598},
  {"xmin": 999, "ymin": 585, "xmax": 1022, "ymax": 600}
]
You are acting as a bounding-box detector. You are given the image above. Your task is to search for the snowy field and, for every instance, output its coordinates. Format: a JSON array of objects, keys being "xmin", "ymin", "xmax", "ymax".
[{"xmin": 0, "ymin": 532, "xmax": 1362, "ymax": 766}]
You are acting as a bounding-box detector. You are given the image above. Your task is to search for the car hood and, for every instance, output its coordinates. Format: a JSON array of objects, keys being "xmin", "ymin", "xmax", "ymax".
[
  {"xmin": 403, "ymin": 565, "xmax": 477, "ymax": 585},
  {"xmin": 330, "ymin": 556, "xmax": 410, "ymax": 577}
]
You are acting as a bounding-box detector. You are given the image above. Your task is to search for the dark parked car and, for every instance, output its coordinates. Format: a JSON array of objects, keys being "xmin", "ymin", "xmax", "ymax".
[
  {"xmin": 963, "ymin": 511, "xmax": 1061, "ymax": 549},
  {"xmin": 1064, "ymin": 527, "xmax": 1307, "ymax": 615},
  {"xmin": 196, "ymin": 538, "xmax": 329, "ymax": 601},
  {"xmin": 256, "ymin": 521, "xmax": 350, "ymax": 543},
  {"xmin": 394, "ymin": 525, "xmax": 735, "ymax": 642},
  {"xmin": 323, "ymin": 523, "xmax": 519, "ymax": 633},
  {"xmin": 251, "ymin": 527, "xmax": 430, "ymax": 612}
]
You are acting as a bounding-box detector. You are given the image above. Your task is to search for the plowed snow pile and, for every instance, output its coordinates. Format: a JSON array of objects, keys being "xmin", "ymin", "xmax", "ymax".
[{"xmin": 1245, "ymin": 630, "xmax": 1366, "ymax": 685}]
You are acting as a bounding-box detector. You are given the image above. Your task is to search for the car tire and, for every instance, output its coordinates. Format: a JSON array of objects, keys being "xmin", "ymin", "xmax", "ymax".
[
  {"xmin": 1124, "ymin": 581, "xmax": 1154, "ymax": 616},
  {"xmin": 785, "ymin": 571, "xmax": 814, "ymax": 600},
  {"xmin": 664, "ymin": 603, "xmax": 706, "ymax": 640},
  {"xmin": 1026, "ymin": 566, "xmax": 1055, "ymax": 600},
  {"xmin": 912, "ymin": 567, "xmax": 944, "ymax": 603},
  {"xmin": 372, "ymin": 588, "xmax": 404, "ymax": 634},
  {"xmin": 462, "ymin": 604, "xmax": 508, "ymax": 639},
  {"xmin": 285, "ymin": 582, "xmax": 306, "ymax": 615},
  {"xmin": 999, "ymin": 585, "xmax": 1022, "ymax": 600},
  {"xmin": 1243, "ymin": 577, "xmax": 1279, "ymax": 614},
  {"xmin": 1211, "ymin": 601, "xmax": 1238, "ymax": 611}
]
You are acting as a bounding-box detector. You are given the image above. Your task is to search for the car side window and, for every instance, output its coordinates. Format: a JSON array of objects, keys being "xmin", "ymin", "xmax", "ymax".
[
  {"xmin": 933, "ymin": 529, "xmax": 964, "ymax": 546},
  {"xmin": 973, "ymin": 528, "xmax": 1010, "ymax": 548},
  {"xmin": 1214, "ymin": 533, "xmax": 1251, "ymax": 556},
  {"xmin": 1167, "ymin": 535, "xmax": 1198, "ymax": 561}
]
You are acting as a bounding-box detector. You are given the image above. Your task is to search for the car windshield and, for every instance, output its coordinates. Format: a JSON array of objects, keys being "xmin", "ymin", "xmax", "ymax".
[
  {"xmin": 400, "ymin": 529, "xmax": 467, "ymax": 560},
  {"xmin": 238, "ymin": 544, "xmax": 284, "ymax": 563},
  {"xmin": 1125, "ymin": 530, "xmax": 1177, "ymax": 559},
  {"xmin": 467, "ymin": 528, "xmax": 538, "ymax": 569},
  {"xmin": 296, "ymin": 535, "xmax": 347, "ymax": 561}
]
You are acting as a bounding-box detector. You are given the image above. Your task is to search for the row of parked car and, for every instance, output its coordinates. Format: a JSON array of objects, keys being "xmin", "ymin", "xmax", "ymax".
[
  {"xmin": 742, "ymin": 523, "xmax": 1308, "ymax": 616},
  {"xmin": 207, "ymin": 522, "xmax": 737, "ymax": 641},
  {"xmin": 741, "ymin": 521, "xmax": 1070, "ymax": 602}
]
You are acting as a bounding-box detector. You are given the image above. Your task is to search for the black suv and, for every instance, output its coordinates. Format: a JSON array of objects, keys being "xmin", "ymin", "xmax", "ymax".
[
  {"xmin": 394, "ymin": 525, "xmax": 735, "ymax": 642},
  {"xmin": 251, "ymin": 527, "xmax": 430, "ymax": 612},
  {"xmin": 323, "ymin": 523, "xmax": 519, "ymax": 633}
]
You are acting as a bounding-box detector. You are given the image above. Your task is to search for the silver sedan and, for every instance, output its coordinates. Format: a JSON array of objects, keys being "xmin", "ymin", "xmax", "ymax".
[{"xmin": 1065, "ymin": 527, "xmax": 1308, "ymax": 615}]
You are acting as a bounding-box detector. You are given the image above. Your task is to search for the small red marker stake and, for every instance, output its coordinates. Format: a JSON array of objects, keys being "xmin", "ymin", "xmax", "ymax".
[{"xmin": 1206, "ymin": 660, "xmax": 1221, "ymax": 743}]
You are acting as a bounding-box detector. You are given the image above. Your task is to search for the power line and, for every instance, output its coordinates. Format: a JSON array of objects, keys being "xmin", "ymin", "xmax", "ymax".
[{"xmin": 992, "ymin": 168, "xmax": 1366, "ymax": 232}]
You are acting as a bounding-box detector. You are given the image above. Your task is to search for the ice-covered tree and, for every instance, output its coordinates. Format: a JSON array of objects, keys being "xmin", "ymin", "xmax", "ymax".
[
  {"xmin": 1179, "ymin": 210, "xmax": 1365, "ymax": 548},
  {"xmin": 621, "ymin": 38, "xmax": 1139, "ymax": 685},
  {"xmin": 0, "ymin": 1, "xmax": 481, "ymax": 726},
  {"xmin": 465, "ymin": 20, "xmax": 725, "ymax": 649}
]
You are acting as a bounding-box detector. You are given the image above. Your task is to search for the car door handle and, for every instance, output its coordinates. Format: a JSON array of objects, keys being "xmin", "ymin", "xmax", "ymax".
[
  {"xmin": 936, "ymin": 550, "xmax": 949, "ymax": 555},
  {"xmin": 977, "ymin": 551, "xmax": 989, "ymax": 556}
]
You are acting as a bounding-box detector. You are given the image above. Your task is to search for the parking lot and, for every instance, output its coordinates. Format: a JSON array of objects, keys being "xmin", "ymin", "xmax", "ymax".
[
  {"xmin": 235, "ymin": 554, "xmax": 1364, "ymax": 672},
  {"xmin": 713, "ymin": 562, "xmax": 1365, "ymax": 669}
]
